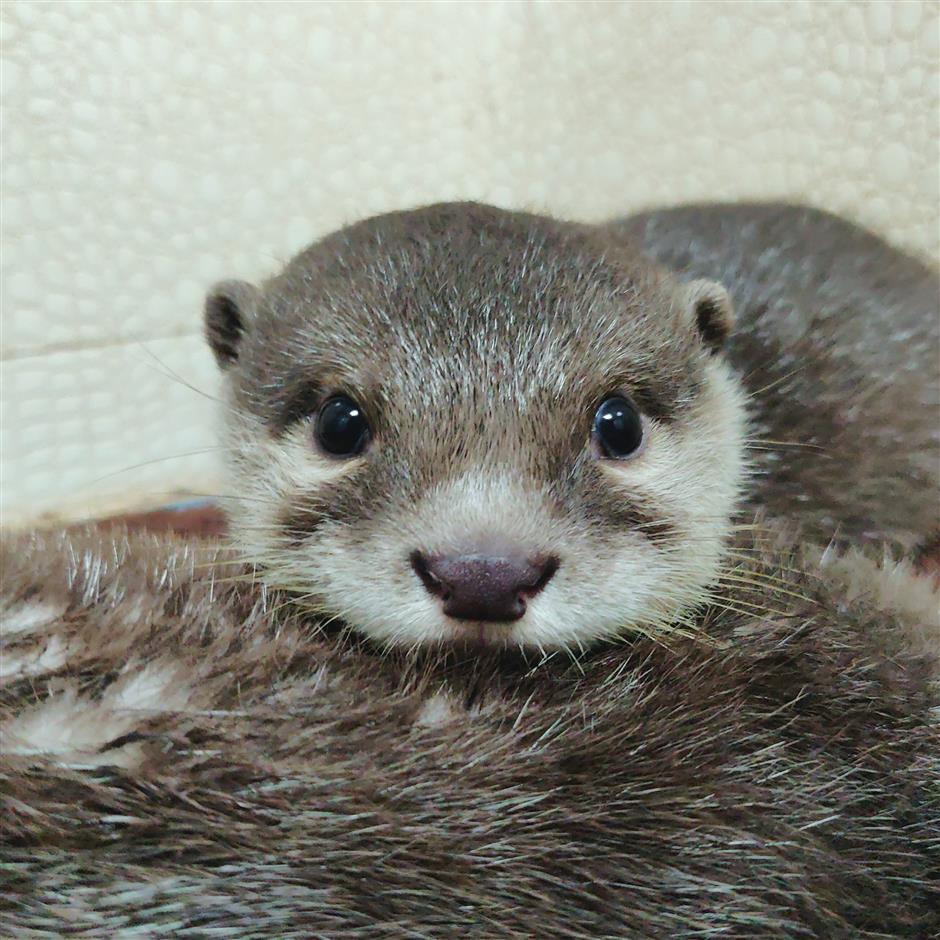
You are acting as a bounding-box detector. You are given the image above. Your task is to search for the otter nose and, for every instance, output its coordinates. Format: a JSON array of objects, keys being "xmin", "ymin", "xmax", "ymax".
[{"xmin": 411, "ymin": 552, "xmax": 558, "ymax": 622}]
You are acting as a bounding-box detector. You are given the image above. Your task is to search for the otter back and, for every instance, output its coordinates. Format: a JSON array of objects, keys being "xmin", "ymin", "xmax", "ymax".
[{"xmin": 614, "ymin": 203, "xmax": 940, "ymax": 548}]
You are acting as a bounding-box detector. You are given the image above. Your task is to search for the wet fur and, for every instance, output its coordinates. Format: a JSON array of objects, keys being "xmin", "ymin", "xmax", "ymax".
[{"xmin": 1, "ymin": 523, "xmax": 938, "ymax": 937}]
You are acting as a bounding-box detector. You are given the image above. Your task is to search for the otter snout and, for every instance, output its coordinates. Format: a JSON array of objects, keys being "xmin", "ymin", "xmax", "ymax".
[{"xmin": 411, "ymin": 551, "xmax": 558, "ymax": 622}]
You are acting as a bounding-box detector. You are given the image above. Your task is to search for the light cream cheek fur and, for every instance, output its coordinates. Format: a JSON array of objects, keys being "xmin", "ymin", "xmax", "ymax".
[
  {"xmin": 274, "ymin": 471, "xmax": 581, "ymax": 648},
  {"xmin": 221, "ymin": 363, "xmax": 747, "ymax": 650},
  {"xmin": 640, "ymin": 360, "xmax": 748, "ymax": 555},
  {"xmin": 256, "ymin": 465, "xmax": 690, "ymax": 650},
  {"xmin": 220, "ymin": 402, "xmax": 357, "ymax": 574},
  {"xmin": 527, "ymin": 361, "xmax": 748, "ymax": 650}
]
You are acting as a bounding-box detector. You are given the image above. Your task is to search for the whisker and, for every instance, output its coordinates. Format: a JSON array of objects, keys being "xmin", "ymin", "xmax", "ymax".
[
  {"xmin": 715, "ymin": 574, "xmax": 814, "ymax": 605},
  {"xmin": 136, "ymin": 343, "xmax": 224, "ymax": 406},
  {"xmin": 719, "ymin": 557, "xmax": 817, "ymax": 585},
  {"xmin": 743, "ymin": 438, "xmax": 826, "ymax": 452},
  {"xmin": 702, "ymin": 592, "xmax": 791, "ymax": 619},
  {"xmin": 174, "ymin": 491, "xmax": 282, "ymax": 507},
  {"xmin": 82, "ymin": 449, "xmax": 224, "ymax": 487},
  {"xmin": 744, "ymin": 362, "xmax": 810, "ymax": 397},
  {"xmin": 699, "ymin": 599, "xmax": 782, "ymax": 621}
]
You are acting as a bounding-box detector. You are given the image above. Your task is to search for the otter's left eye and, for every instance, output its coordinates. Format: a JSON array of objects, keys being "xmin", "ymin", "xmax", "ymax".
[
  {"xmin": 316, "ymin": 395, "xmax": 371, "ymax": 457},
  {"xmin": 593, "ymin": 396, "xmax": 643, "ymax": 459}
]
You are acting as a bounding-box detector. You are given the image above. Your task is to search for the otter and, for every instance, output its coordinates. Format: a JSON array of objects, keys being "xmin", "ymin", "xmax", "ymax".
[
  {"xmin": 1, "ymin": 521, "xmax": 938, "ymax": 937},
  {"xmin": 204, "ymin": 202, "xmax": 939, "ymax": 650}
]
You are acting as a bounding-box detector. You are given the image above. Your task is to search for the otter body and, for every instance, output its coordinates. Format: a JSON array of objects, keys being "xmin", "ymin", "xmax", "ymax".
[
  {"xmin": 1, "ymin": 523, "xmax": 937, "ymax": 937},
  {"xmin": 615, "ymin": 204, "xmax": 940, "ymax": 547},
  {"xmin": 204, "ymin": 201, "xmax": 939, "ymax": 650}
]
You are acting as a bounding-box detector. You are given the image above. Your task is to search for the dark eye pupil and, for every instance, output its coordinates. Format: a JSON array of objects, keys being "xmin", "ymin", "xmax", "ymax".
[
  {"xmin": 316, "ymin": 396, "xmax": 370, "ymax": 457},
  {"xmin": 594, "ymin": 396, "xmax": 643, "ymax": 458}
]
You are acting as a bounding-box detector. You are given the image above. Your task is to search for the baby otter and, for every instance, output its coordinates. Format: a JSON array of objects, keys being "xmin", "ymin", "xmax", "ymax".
[{"xmin": 205, "ymin": 202, "xmax": 939, "ymax": 650}]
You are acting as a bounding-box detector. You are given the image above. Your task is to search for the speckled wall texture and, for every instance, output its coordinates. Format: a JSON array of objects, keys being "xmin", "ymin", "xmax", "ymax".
[{"xmin": 2, "ymin": 0, "xmax": 938, "ymax": 523}]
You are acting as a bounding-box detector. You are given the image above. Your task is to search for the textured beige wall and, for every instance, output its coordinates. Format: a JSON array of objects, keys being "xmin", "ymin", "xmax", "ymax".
[{"xmin": 2, "ymin": 0, "xmax": 938, "ymax": 524}]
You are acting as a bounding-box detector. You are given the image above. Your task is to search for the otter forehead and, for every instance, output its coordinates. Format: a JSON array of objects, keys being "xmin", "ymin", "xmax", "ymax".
[{"xmin": 235, "ymin": 203, "xmax": 706, "ymax": 436}]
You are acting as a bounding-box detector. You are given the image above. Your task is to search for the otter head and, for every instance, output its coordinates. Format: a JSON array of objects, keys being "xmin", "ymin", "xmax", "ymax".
[{"xmin": 205, "ymin": 203, "xmax": 746, "ymax": 651}]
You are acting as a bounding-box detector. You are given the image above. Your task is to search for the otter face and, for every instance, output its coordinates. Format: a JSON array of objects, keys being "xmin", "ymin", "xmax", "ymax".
[{"xmin": 206, "ymin": 203, "xmax": 747, "ymax": 651}]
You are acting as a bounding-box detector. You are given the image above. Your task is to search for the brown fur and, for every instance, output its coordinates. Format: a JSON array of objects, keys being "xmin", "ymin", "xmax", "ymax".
[
  {"xmin": 2, "ymin": 521, "xmax": 937, "ymax": 937},
  {"xmin": 615, "ymin": 203, "xmax": 940, "ymax": 548}
]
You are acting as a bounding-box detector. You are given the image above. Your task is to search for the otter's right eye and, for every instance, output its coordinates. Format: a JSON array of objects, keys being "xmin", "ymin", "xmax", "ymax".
[{"xmin": 315, "ymin": 395, "xmax": 371, "ymax": 457}]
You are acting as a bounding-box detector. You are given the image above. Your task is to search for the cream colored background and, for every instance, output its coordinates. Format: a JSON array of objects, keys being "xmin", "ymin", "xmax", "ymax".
[{"xmin": 2, "ymin": 0, "xmax": 938, "ymax": 525}]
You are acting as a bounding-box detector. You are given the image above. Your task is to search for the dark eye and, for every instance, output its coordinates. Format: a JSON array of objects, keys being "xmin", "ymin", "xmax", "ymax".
[
  {"xmin": 315, "ymin": 395, "xmax": 371, "ymax": 457},
  {"xmin": 593, "ymin": 396, "xmax": 643, "ymax": 459}
]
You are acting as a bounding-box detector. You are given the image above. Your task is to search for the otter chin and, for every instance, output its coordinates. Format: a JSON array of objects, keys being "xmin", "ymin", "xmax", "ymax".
[{"xmin": 205, "ymin": 202, "xmax": 938, "ymax": 650}]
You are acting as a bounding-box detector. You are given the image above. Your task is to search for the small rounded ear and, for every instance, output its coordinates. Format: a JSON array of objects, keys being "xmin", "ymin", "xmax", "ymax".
[
  {"xmin": 204, "ymin": 280, "xmax": 259, "ymax": 370},
  {"xmin": 684, "ymin": 279, "xmax": 735, "ymax": 355}
]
